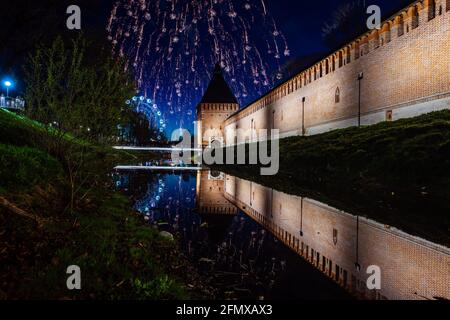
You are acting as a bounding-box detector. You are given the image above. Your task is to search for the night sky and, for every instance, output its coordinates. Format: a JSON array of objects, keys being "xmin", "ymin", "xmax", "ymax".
[
  {"xmin": 106, "ymin": 0, "xmax": 412, "ymax": 135},
  {"xmin": 2, "ymin": 0, "xmax": 412, "ymax": 136}
]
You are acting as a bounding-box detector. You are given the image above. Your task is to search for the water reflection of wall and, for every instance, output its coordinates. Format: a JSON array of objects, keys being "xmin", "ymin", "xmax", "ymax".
[
  {"xmin": 223, "ymin": 174, "xmax": 450, "ymax": 300},
  {"xmin": 193, "ymin": 171, "xmax": 351, "ymax": 299},
  {"xmin": 196, "ymin": 171, "xmax": 238, "ymax": 215}
]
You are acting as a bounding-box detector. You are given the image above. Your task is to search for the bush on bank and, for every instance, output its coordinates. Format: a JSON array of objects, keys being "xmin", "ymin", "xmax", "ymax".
[{"xmin": 0, "ymin": 108, "xmax": 195, "ymax": 299}]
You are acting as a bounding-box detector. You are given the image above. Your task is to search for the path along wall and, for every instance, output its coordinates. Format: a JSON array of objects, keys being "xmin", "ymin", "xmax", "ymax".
[{"xmin": 224, "ymin": 0, "xmax": 450, "ymax": 145}]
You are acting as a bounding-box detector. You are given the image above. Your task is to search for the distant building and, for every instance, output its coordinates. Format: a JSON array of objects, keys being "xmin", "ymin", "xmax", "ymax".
[{"xmin": 0, "ymin": 94, "xmax": 25, "ymax": 111}]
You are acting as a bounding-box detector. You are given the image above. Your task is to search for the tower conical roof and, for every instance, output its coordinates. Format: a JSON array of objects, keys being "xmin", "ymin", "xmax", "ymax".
[{"xmin": 200, "ymin": 64, "xmax": 238, "ymax": 104}]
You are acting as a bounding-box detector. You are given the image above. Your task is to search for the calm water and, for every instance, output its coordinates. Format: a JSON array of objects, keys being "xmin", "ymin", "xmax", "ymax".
[{"xmin": 113, "ymin": 168, "xmax": 450, "ymax": 300}]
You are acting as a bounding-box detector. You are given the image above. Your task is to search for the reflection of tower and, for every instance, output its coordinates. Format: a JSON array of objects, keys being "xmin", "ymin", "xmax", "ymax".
[
  {"xmin": 196, "ymin": 170, "xmax": 238, "ymax": 245},
  {"xmin": 196, "ymin": 171, "xmax": 238, "ymax": 215},
  {"xmin": 196, "ymin": 64, "xmax": 239, "ymax": 149}
]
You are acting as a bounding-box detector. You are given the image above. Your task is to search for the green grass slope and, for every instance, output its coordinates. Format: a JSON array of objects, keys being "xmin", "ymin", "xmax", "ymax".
[
  {"xmin": 0, "ymin": 109, "xmax": 204, "ymax": 299},
  {"xmin": 215, "ymin": 110, "xmax": 450, "ymax": 246}
]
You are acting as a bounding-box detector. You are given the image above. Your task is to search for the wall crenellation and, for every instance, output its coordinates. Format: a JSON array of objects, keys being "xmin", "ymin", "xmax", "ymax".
[{"xmin": 224, "ymin": 0, "xmax": 449, "ymax": 128}]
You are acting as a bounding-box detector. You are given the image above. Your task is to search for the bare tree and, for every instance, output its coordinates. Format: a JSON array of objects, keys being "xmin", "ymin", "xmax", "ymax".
[{"xmin": 24, "ymin": 35, "xmax": 135, "ymax": 213}]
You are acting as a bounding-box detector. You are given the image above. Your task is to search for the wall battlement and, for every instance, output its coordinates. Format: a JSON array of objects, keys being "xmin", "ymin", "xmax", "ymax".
[{"xmin": 221, "ymin": 0, "xmax": 450, "ymax": 144}]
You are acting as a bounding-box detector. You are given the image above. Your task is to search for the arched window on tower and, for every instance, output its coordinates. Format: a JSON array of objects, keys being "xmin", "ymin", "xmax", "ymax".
[
  {"xmin": 335, "ymin": 87, "xmax": 340, "ymax": 104},
  {"xmin": 325, "ymin": 60, "xmax": 329, "ymax": 75},
  {"xmin": 338, "ymin": 51, "xmax": 343, "ymax": 67}
]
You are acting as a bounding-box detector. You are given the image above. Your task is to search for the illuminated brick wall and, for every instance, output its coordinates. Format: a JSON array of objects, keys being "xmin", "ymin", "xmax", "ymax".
[{"xmin": 224, "ymin": 0, "xmax": 450, "ymax": 144}]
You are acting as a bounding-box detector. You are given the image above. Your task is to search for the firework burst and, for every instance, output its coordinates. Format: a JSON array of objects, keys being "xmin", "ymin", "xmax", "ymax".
[{"xmin": 107, "ymin": 0, "xmax": 290, "ymax": 129}]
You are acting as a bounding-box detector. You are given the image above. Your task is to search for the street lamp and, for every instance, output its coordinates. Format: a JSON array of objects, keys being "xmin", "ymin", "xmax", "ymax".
[
  {"xmin": 301, "ymin": 97, "xmax": 306, "ymax": 136},
  {"xmin": 357, "ymin": 72, "xmax": 364, "ymax": 127},
  {"xmin": 3, "ymin": 80, "xmax": 13, "ymax": 98}
]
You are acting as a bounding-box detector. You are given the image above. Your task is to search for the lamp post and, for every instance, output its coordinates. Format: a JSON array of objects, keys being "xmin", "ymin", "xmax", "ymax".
[
  {"xmin": 3, "ymin": 80, "xmax": 12, "ymax": 98},
  {"xmin": 357, "ymin": 72, "xmax": 364, "ymax": 127},
  {"xmin": 302, "ymin": 97, "xmax": 306, "ymax": 136}
]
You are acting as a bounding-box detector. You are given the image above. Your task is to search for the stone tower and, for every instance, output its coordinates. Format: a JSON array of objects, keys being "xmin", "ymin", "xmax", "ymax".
[{"xmin": 196, "ymin": 64, "xmax": 239, "ymax": 149}]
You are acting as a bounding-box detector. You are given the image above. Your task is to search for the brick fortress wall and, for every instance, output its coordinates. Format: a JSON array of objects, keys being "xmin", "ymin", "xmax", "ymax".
[{"xmin": 224, "ymin": 0, "xmax": 450, "ymax": 144}]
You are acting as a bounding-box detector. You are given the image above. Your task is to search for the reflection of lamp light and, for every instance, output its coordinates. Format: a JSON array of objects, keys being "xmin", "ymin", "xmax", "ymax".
[
  {"xmin": 354, "ymin": 216, "xmax": 361, "ymax": 271},
  {"xmin": 299, "ymin": 197, "xmax": 304, "ymax": 237}
]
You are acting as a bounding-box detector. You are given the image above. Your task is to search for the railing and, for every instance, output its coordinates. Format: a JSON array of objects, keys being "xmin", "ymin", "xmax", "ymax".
[{"xmin": 0, "ymin": 95, "xmax": 25, "ymax": 111}]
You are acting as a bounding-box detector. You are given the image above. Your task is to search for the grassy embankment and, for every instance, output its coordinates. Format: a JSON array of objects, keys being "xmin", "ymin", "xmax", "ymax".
[
  {"xmin": 0, "ymin": 109, "xmax": 206, "ymax": 299},
  {"xmin": 213, "ymin": 110, "xmax": 450, "ymax": 246}
]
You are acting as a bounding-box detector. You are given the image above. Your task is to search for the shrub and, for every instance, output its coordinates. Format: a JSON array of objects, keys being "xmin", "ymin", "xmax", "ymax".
[{"xmin": 0, "ymin": 144, "xmax": 61, "ymax": 190}]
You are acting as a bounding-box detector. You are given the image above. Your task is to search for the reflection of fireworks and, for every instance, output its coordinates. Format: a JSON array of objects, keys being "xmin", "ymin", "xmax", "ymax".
[{"xmin": 107, "ymin": 0, "xmax": 290, "ymax": 126}]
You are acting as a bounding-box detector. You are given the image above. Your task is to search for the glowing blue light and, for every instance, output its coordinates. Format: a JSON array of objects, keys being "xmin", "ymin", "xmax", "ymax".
[
  {"xmin": 140, "ymin": 96, "xmax": 145, "ymax": 101},
  {"xmin": 132, "ymin": 96, "xmax": 138, "ymax": 102},
  {"xmin": 157, "ymin": 111, "xmax": 161, "ymax": 116},
  {"xmin": 3, "ymin": 81, "xmax": 12, "ymax": 88},
  {"xmin": 125, "ymin": 100, "xmax": 131, "ymax": 105},
  {"xmin": 146, "ymin": 99, "xmax": 152, "ymax": 103}
]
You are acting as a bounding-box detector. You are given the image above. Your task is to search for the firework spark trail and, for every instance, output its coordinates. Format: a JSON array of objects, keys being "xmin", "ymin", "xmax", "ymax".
[{"xmin": 108, "ymin": 0, "xmax": 291, "ymax": 130}]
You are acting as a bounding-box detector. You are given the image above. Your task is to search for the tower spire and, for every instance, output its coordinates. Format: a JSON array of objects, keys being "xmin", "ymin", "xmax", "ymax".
[
  {"xmin": 199, "ymin": 64, "xmax": 237, "ymax": 104},
  {"xmin": 214, "ymin": 63, "xmax": 222, "ymax": 75}
]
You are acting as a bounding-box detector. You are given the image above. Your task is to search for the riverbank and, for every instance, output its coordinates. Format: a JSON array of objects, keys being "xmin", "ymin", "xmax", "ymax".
[
  {"xmin": 212, "ymin": 110, "xmax": 450, "ymax": 246},
  {"xmin": 0, "ymin": 109, "xmax": 209, "ymax": 299}
]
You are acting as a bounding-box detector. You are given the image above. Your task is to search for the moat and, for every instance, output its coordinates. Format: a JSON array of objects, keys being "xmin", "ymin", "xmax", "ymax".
[{"xmin": 114, "ymin": 165, "xmax": 450, "ymax": 300}]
